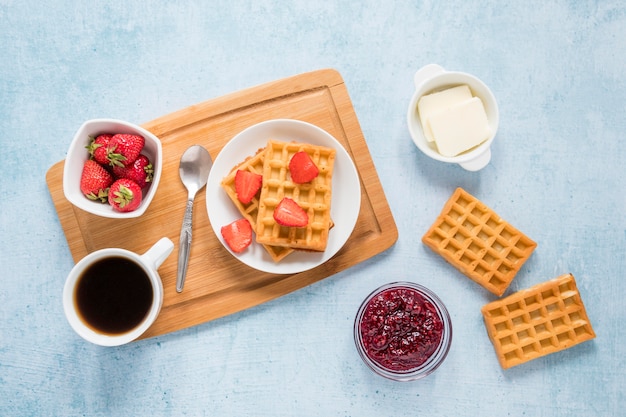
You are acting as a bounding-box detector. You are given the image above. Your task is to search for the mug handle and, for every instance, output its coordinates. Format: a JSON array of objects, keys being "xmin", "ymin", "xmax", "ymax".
[
  {"xmin": 459, "ymin": 148, "xmax": 491, "ymax": 171},
  {"xmin": 141, "ymin": 237, "xmax": 175, "ymax": 270},
  {"xmin": 414, "ymin": 64, "xmax": 445, "ymax": 89}
]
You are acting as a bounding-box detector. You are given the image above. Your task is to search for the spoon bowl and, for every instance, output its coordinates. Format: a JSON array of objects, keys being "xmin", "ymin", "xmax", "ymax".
[{"xmin": 177, "ymin": 145, "xmax": 213, "ymax": 292}]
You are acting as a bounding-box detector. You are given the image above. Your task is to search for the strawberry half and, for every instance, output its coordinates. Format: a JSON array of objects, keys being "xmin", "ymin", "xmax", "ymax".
[
  {"xmin": 108, "ymin": 178, "xmax": 143, "ymax": 212},
  {"xmin": 106, "ymin": 133, "xmax": 145, "ymax": 167},
  {"xmin": 273, "ymin": 197, "xmax": 308, "ymax": 227},
  {"xmin": 112, "ymin": 154, "xmax": 153, "ymax": 188},
  {"xmin": 234, "ymin": 169, "xmax": 263, "ymax": 204},
  {"xmin": 86, "ymin": 134, "xmax": 113, "ymax": 165},
  {"xmin": 221, "ymin": 218, "xmax": 253, "ymax": 253},
  {"xmin": 80, "ymin": 159, "xmax": 113, "ymax": 203},
  {"xmin": 289, "ymin": 151, "xmax": 319, "ymax": 183}
]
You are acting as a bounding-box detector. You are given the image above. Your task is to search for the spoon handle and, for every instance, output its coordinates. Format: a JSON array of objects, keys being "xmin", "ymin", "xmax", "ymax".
[{"xmin": 176, "ymin": 198, "xmax": 194, "ymax": 292}]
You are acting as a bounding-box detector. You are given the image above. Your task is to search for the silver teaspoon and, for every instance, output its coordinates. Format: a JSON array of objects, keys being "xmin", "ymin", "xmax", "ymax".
[{"xmin": 176, "ymin": 145, "xmax": 212, "ymax": 293}]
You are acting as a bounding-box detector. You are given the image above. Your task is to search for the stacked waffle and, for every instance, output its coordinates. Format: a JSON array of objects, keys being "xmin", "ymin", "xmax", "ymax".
[{"xmin": 221, "ymin": 140, "xmax": 336, "ymax": 262}]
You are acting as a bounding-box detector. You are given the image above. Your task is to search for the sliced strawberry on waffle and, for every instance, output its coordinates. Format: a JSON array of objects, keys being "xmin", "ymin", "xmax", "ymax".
[
  {"xmin": 289, "ymin": 151, "xmax": 319, "ymax": 183},
  {"xmin": 273, "ymin": 197, "xmax": 308, "ymax": 227},
  {"xmin": 234, "ymin": 170, "xmax": 263, "ymax": 204}
]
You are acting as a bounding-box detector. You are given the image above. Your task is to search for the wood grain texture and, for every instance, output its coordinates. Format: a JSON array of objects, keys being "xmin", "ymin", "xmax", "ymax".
[{"xmin": 45, "ymin": 69, "xmax": 397, "ymax": 339}]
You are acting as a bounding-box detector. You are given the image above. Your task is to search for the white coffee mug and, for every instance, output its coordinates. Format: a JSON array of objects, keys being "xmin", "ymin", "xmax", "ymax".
[
  {"xmin": 407, "ymin": 64, "xmax": 499, "ymax": 171},
  {"xmin": 63, "ymin": 237, "xmax": 174, "ymax": 346}
]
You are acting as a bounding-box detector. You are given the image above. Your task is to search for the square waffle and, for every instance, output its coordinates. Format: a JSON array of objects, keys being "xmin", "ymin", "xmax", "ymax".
[
  {"xmin": 422, "ymin": 188, "xmax": 537, "ymax": 296},
  {"xmin": 220, "ymin": 147, "xmax": 294, "ymax": 262},
  {"xmin": 481, "ymin": 273, "xmax": 595, "ymax": 369},
  {"xmin": 256, "ymin": 140, "xmax": 336, "ymax": 251}
]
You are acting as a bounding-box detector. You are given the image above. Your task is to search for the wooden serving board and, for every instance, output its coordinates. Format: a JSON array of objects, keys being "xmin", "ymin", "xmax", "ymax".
[{"xmin": 46, "ymin": 69, "xmax": 398, "ymax": 339}]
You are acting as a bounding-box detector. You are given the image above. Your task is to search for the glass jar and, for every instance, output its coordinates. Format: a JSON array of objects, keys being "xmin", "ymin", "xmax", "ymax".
[{"xmin": 354, "ymin": 281, "xmax": 452, "ymax": 381}]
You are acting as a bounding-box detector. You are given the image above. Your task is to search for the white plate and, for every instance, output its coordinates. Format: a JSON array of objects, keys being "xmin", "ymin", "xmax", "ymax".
[{"xmin": 206, "ymin": 119, "xmax": 361, "ymax": 274}]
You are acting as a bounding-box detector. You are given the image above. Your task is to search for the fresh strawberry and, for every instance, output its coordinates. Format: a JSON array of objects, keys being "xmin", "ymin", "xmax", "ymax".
[
  {"xmin": 112, "ymin": 154, "xmax": 153, "ymax": 188},
  {"xmin": 106, "ymin": 134, "xmax": 145, "ymax": 167},
  {"xmin": 86, "ymin": 134, "xmax": 113, "ymax": 165},
  {"xmin": 273, "ymin": 197, "xmax": 308, "ymax": 227},
  {"xmin": 80, "ymin": 159, "xmax": 113, "ymax": 203},
  {"xmin": 108, "ymin": 178, "xmax": 143, "ymax": 212},
  {"xmin": 234, "ymin": 169, "xmax": 263, "ymax": 204},
  {"xmin": 289, "ymin": 151, "xmax": 319, "ymax": 183},
  {"xmin": 221, "ymin": 218, "xmax": 253, "ymax": 253}
]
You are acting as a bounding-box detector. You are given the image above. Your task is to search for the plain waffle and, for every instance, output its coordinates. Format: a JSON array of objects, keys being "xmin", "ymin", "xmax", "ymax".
[
  {"xmin": 422, "ymin": 188, "xmax": 537, "ymax": 296},
  {"xmin": 220, "ymin": 147, "xmax": 294, "ymax": 262},
  {"xmin": 481, "ymin": 273, "xmax": 595, "ymax": 369},
  {"xmin": 256, "ymin": 140, "xmax": 336, "ymax": 251}
]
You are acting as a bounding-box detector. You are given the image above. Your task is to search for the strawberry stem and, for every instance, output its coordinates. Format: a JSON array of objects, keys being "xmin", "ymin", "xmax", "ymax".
[{"xmin": 112, "ymin": 185, "xmax": 134, "ymax": 208}]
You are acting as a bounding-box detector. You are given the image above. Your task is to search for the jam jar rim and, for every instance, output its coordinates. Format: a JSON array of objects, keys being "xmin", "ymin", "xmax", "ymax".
[{"xmin": 353, "ymin": 281, "xmax": 453, "ymax": 382}]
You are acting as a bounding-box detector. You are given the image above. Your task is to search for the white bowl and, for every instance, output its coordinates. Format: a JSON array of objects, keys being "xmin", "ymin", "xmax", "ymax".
[
  {"xmin": 63, "ymin": 119, "xmax": 163, "ymax": 218},
  {"xmin": 407, "ymin": 64, "xmax": 499, "ymax": 171}
]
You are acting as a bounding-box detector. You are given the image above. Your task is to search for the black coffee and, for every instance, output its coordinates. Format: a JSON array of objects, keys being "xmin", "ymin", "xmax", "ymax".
[{"xmin": 74, "ymin": 256, "xmax": 153, "ymax": 335}]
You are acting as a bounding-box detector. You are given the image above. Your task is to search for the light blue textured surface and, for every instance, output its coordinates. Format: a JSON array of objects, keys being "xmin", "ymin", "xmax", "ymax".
[{"xmin": 1, "ymin": 1, "xmax": 624, "ymax": 416}]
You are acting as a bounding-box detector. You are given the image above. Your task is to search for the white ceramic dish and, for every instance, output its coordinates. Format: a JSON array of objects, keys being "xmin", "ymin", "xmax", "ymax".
[
  {"xmin": 206, "ymin": 119, "xmax": 361, "ymax": 274},
  {"xmin": 63, "ymin": 118, "xmax": 163, "ymax": 218},
  {"xmin": 407, "ymin": 64, "xmax": 499, "ymax": 171}
]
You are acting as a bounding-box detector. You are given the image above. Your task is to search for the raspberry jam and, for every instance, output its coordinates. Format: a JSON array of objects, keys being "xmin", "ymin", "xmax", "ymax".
[{"xmin": 354, "ymin": 282, "xmax": 452, "ymax": 381}]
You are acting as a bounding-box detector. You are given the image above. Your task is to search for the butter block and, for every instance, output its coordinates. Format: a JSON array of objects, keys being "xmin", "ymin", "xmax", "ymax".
[
  {"xmin": 417, "ymin": 85, "xmax": 472, "ymax": 142},
  {"xmin": 429, "ymin": 97, "xmax": 491, "ymax": 157}
]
